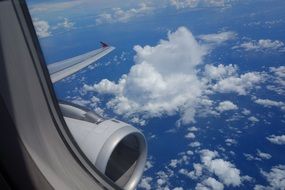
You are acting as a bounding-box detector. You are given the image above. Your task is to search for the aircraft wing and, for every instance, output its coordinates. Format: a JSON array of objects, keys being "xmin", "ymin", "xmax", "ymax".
[{"xmin": 48, "ymin": 42, "xmax": 115, "ymax": 83}]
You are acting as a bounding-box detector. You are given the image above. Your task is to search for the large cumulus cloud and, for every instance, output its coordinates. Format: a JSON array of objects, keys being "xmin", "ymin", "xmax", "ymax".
[{"xmin": 85, "ymin": 27, "xmax": 209, "ymax": 123}]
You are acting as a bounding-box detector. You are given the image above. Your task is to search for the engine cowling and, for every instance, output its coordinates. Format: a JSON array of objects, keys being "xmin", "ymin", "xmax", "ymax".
[{"xmin": 59, "ymin": 102, "xmax": 147, "ymax": 190}]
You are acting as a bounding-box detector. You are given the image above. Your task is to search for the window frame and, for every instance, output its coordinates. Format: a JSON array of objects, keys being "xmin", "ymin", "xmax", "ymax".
[{"xmin": 0, "ymin": 0, "xmax": 122, "ymax": 189}]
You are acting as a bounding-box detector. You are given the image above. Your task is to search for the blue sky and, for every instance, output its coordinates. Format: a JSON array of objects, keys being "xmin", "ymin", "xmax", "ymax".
[{"xmin": 26, "ymin": 0, "xmax": 285, "ymax": 189}]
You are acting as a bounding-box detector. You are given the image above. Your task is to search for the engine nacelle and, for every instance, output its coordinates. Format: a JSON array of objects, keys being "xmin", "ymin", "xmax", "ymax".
[{"xmin": 59, "ymin": 102, "xmax": 147, "ymax": 190}]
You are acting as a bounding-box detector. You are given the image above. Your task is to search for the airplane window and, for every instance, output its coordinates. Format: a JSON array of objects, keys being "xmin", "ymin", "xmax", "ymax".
[{"xmin": 25, "ymin": 0, "xmax": 285, "ymax": 190}]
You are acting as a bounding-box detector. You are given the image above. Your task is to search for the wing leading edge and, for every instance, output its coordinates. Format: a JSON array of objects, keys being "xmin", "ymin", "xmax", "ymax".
[{"xmin": 48, "ymin": 43, "xmax": 115, "ymax": 83}]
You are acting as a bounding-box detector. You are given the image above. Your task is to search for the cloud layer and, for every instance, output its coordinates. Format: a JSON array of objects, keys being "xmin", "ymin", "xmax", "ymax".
[
  {"xmin": 33, "ymin": 19, "xmax": 51, "ymax": 38},
  {"xmin": 234, "ymin": 39, "xmax": 285, "ymax": 52},
  {"xmin": 198, "ymin": 31, "xmax": 237, "ymax": 44},
  {"xmin": 170, "ymin": 0, "xmax": 229, "ymax": 9},
  {"xmin": 200, "ymin": 149, "xmax": 242, "ymax": 187},
  {"xmin": 84, "ymin": 27, "xmax": 265, "ymax": 125},
  {"xmin": 254, "ymin": 165, "xmax": 285, "ymax": 190},
  {"xmin": 96, "ymin": 3, "xmax": 153, "ymax": 25},
  {"xmin": 216, "ymin": 101, "xmax": 238, "ymax": 112},
  {"xmin": 266, "ymin": 135, "xmax": 285, "ymax": 145}
]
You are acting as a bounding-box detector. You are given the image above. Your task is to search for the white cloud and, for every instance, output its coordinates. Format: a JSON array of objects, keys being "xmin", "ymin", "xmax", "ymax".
[
  {"xmin": 270, "ymin": 66, "xmax": 285, "ymax": 78},
  {"xmin": 204, "ymin": 64, "xmax": 264, "ymax": 96},
  {"xmin": 205, "ymin": 158, "xmax": 241, "ymax": 186},
  {"xmin": 169, "ymin": 159, "xmax": 179, "ymax": 168},
  {"xmin": 29, "ymin": 1, "xmax": 83, "ymax": 13},
  {"xmin": 243, "ymin": 153, "xmax": 257, "ymax": 161},
  {"xmin": 242, "ymin": 108, "xmax": 251, "ymax": 115},
  {"xmin": 199, "ymin": 31, "xmax": 236, "ymax": 44},
  {"xmin": 170, "ymin": 0, "xmax": 199, "ymax": 9},
  {"xmin": 179, "ymin": 168, "xmax": 193, "ymax": 177},
  {"xmin": 90, "ymin": 96, "xmax": 100, "ymax": 104},
  {"xmin": 200, "ymin": 149, "xmax": 242, "ymax": 187},
  {"xmin": 248, "ymin": 116, "xmax": 259, "ymax": 123},
  {"xmin": 204, "ymin": 64, "xmax": 238, "ymax": 81},
  {"xmin": 254, "ymin": 99, "xmax": 285, "ymax": 110},
  {"xmin": 129, "ymin": 116, "xmax": 146, "ymax": 126},
  {"xmin": 170, "ymin": 0, "xmax": 228, "ymax": 9},
  {"xmin": 254, "ymin": 165, "xmax": 285, "ymax": 190},
  {"xmin": 144, "ymin": 161, "xmax": 153, "ymax": 171},
  {"xmin": 179, "ymin": 163, "xmax": 203, "ymax": 180},
  {"xmin": 241, "ymin": 175, "xmax": 254, "ymax": 183},
  {"xmin": 187, "ymin": 150, "xmax": 194, "ymax": 155},
  {"xmin": 244, "ymin": 150, "xmax": 272, "ymax": 161},
  {"xmin": 33, "ymin": 17, "xmax": 76, "ymax": 38},
  {"xmin": 155, "ymin": 170, "xmax": 173, "ymax": 190},
  {"xmin": 138, "ymin": 176, "xmax": 153, "ymax": 190},
  {"xmin": 234, "ymin": 39, "xmax": 285, "ymax": 52},
  {"xmin": 196, "ymin": 177, "xmax": 224, "ymax": 190},
  {"xmin": 245, "ymin": 19, "xmax": 284, "ymax": 28},
  {"xmin": 256, "ymin": 150, "xmax": 272, "ymax": 160},
  {"xmin": 87, "ymin": 96, "xmax": 101, "ymax": 108},
  {"xmin": 190, "ymin": 141, "xmax": 201, "ymax": 147},
  {"xmin": 173, "ymin": 154, "xmax": 191, "ymax": 166},
  {"xmin": 173, "ymin": 187, "xmax": 184, "ymax": 190},
  {"xmin": 84, "ymin": 78, "xmax": 124, "ymax": 95},
  {"xmin": 200, "ymin": 149, "xmax": 219, "ymax": 164},
  {"xmin": 70, "ymin": 96, "xmax": 90, "ymax": 107},
  {"xmin": 33, "ymin": 19, "xmax": 51, "ymax": 38},
  {"xmin": 193, "ymin": 163, "xmax": 203, "ymax": 177},
  {"xmin": 203, "ymin": 0, "xmax": 228, "ymax": 7},
  {"xmin": 56, "ymin": 18, "xmax": 75, "ymax": 30},
  {"xmin": 216, "ymin": 101, "xmax": 238, "ymax": 112},
  {"xmin": 185, "ymin": 132, "xmax": 196, "ymax": 139},
  {"xmin": 212, "ymin": 72, "xmax": 263, "ymax": 95},
  {"xmin": 267, "ymin": 66, "xmax": 285, "ymax": 95},
  {"xmin": 157, "ymin": 178, "xmax": 166, "ymax": 186},
  {"xmin": 266, "ymin": 135, "xmax": 285, "ymax": 145},
  {"xmin": 225, "ymin": 138, "xmax": 237, "ymax": 146},
  {"xmin": 243, "ymin": 149, "xmax": 272, "ymax": 161},
  {"xmin": 96, "ymin": 3, "xmax": 153, "ymax": 25},
  {"xmin": 188, "ymin": 126, "xmax": 199, "ymax": 131}
]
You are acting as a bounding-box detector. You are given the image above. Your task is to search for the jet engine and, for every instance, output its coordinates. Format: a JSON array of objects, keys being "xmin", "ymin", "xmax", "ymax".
[{"xmin": 59, "ymin": 101, "xmax": 147, "ymax": 190}]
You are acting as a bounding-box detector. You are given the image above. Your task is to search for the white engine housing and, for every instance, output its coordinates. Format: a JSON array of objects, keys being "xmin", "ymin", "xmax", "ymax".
[{"xmin": 60, "ymin": 102, "xmax": 147, "ymax": 190}]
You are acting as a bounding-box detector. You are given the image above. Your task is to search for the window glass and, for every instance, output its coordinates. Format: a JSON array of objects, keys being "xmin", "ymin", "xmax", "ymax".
[{"xmin": 26, "ymin": 0, "xmax": 285, "ymax": 189}]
